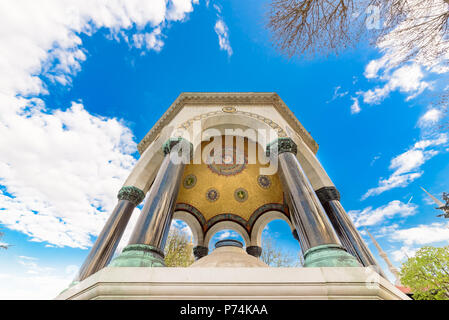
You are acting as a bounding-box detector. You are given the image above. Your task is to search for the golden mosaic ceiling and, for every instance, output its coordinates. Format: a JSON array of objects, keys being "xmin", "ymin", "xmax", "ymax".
[{"xmin": 176, "ymin": 138, "xmax": 285, "ymax": 224}]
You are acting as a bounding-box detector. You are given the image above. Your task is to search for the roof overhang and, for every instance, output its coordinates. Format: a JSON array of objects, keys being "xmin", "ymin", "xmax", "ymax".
[{"xmin": 137, "ymin": 92, "xmax": 318, "ymax": 154}]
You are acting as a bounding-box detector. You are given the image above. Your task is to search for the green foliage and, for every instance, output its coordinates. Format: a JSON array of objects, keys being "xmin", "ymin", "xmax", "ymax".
[
  {"xmin": 164, "ymin": 227, "xmax": 194, "ymax": 267},
  {"xmin": 260, "ymin": 235, "xmax": 300, "ymax": 267},
  {"xmin": 400, "ymin": 246, "xmax": 449, "ymax": 300}
]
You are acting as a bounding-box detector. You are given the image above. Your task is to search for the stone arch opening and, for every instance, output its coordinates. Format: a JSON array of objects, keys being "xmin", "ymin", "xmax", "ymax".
[
  {"xmin": 250, "ymin": 210, "xmax": 294, "ymax": 247},
  {"xmin": 259, "ymin": 218, "xmax": 302, "ymax": 267},
  {"xmin": 172, "ymin": 211, "xmax": 204, "ymax": 247},
  {"xmin": 204, "ymin": 221, "xmax": 250, "ymax": 250}
]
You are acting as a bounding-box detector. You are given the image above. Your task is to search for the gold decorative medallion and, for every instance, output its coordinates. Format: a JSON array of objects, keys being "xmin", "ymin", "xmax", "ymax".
[
  {"xmin": 206, "ymin": 188, "xmax": 220, "ymax": 202},
  {"xmin": 222, "ymin": 106, "xmax": 237, "ymax": 113},
  {"xmin": 234, "ymin": 188, "xmax": 248, "ymax": 202},
  {"xmin": 183, "ymin": 174, "xmax": 197, "ymax": 189}
]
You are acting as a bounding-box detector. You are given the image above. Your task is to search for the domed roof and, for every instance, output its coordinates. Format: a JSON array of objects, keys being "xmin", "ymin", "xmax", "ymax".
[{"xmin": 190, "ymin": 244, "xmax": 269, "ymax": 268}]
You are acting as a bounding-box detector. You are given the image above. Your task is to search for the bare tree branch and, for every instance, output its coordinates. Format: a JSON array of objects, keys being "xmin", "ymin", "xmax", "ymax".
[{"xmin": 267, "ymin": 0, "xmax": 449, "ymax": 66}]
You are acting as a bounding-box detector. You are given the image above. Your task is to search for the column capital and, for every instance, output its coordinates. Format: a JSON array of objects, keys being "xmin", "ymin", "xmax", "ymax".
[
  {"xmin": 193, "ymin": 246, "xmax": 208, "ymax": 260},
  {"xmin": 162, "ymin": 137, "xmax": 193, "ymax": 158},
  {"xmin": 117, "ymin": 186, "xmax": 145, "ymax": 206},
  {"xmin": 246, "ymin": 246, "xmax": 262, "ymax": 258},
  {"xmin": 266, "ymin": 137, "xmax": 297, "ymax": 157},
  {"xmin": 315, "ymin": 186, "xmax": 340, "ymax": 203}
]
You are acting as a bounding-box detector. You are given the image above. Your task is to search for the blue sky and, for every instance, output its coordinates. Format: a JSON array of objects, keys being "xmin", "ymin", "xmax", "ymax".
[{"xmin": 0, "ymin": 0, "xmax": 448, "ymax": 299}]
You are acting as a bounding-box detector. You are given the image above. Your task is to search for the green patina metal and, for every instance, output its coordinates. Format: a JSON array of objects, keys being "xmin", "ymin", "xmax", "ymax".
[
  {"xmin": 109, "ymin": 244, "xmax": 166, "ymax": 267},
  {"xmin": 117, "ymin": 186, "xmax": 145, "ymax": 206},
  {"xmin": 266, "ymin": 137, "xmax": 298, "ymax": 157},
  {"xmin": 303, "ymin": 244, "xmax": 361, "ymax": 267},
  {"xmin": 162, "ymin": 137, "xmax": 193, "ymax": 159}
]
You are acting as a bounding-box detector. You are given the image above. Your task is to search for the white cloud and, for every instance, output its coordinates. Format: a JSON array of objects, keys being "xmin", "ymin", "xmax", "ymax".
[
  {"xmin": 391, "ymin": 246, "xmax": 418, "ymax": 262},
  {"xmin": 350, "ymin": 96, "xmax": 361, "ymax": 114},
  {"xmin": 327, "ymin": 86, "xmax": 349, "ymax": 103},
  {"xmin": 212, "ymin": 229, "xmax": 241, "ymax": 242},
  {"xmin": 361, "ymin": 64, "xmax": 430, "ymax": 104},
  {"xmin": 217, "ymin": 230, "xmax": 232, "ymax": 240},
  {"xmin": 359, "ymin": 0, "xmax": 449, "ymax": 106},
  {"xmin": 348, "ymin": 200, "xmax": 417, "ymax": 227},
  {"xmin": 0, "ymin": 1, "xmax": 199, "ymax": 249},
  {"xmin": 131, "ymin": 28, "xmax": 164, "ymax": 51},
  {"xmin": 383, "ymin": 220, "xmax": 449, "ymax": 262},
  {"xmin": 167, "ymin": 0, "xmax": 199, "ymax": 21},
  {"xmin": 370, "ymin": 154, "xmax": 381, "ymax": 166},
  {"xmin": 0, "ymin": 256, "xmax": 78, "ymax": 299},
  {"xmin": 214, "ymin": 19, "xmax": 233, "ymax": 57},
  {"xmin": 362, "ymin": 133, "xmax": 448, "ymax": 199},
  {"xmin": 0, "ymin": 101, "xmax": 137, "ymax": 248},
  {"xmin": 418, "ymin": 108, "xmax": 445, "ymax": 128},
  {"xmin": 377, "ymin": 223, "xmax": 400, "ymax": 236},
  {"xmin": 391, "ymin": 221, "xmax": 449, "ymax": 246}
]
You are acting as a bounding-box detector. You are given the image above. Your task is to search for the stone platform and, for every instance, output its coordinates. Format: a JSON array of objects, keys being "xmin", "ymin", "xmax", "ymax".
[{"xmin": 56, "ymin": 266, "xmax": 410, "ymax": 300}]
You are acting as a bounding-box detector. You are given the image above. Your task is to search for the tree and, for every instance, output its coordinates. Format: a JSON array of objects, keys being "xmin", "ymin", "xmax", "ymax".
[
  {"xmin": 260, "ymin": 235, "xmax": 301, "ymax": 267},
  {"xmin": 400, "ymin": 246, "xmax": 449, "ymax": 300},
  {"xmin": 267, "ymin": 0, "xmax": 449, "ymax": 66},
  {"xmin": 164, "ymin": 227, "xmax": 194, "ymax": 267}
]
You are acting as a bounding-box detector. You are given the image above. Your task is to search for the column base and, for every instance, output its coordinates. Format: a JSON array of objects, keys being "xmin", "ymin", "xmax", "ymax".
[
  {"xmin": 109, "ymin": 244, "xmax": 166, "ymax": 267},
  {"xmin": 303, "ymin": 244, "xmax": 361, "ymax": 267}
]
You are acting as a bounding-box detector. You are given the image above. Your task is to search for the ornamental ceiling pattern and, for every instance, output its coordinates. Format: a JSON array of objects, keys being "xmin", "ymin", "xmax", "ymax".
[{"xmin": 176, "ymin": 138, "xmax": 284, "ymax": 222}]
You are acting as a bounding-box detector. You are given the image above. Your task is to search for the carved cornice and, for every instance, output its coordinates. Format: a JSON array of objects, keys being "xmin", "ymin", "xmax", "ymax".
[
  {"xmin": 137, "ymin": 93, "xmax": 318, "ymax": 155},
  {"xmin": 266, "ymin": 137, "xmax": 298, "ymax": 156},
  {"xmin": 117, "ymin": 186, "xmax": 145, "ymax": 206}
]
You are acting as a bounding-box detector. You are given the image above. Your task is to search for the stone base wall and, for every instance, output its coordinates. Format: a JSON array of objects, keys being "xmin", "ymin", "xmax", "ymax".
[{"xmin": 56, "ymin": 267, "xmax": 410, "ymax": 300}]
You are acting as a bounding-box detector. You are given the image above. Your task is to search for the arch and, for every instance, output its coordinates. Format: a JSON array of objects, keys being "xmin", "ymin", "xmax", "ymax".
[
  {"xmin": 123, "ymin": 108, "xmax": 336, "ymax": 200},
  {"xmin": 173, "ymin": 211, "xmax": 205, "ymax": 247},
  {"xmin": 250, "ymin": 211, "xmax": 294, "ymax": 247},
  {"xmin": 177, "ymin": 111, "xmax": 335, "ymax": 190},
  {"xmin": 204, "ymin": 221, "xmax": 250, "ymax": 249},
  {"xmin": 177, "ymin": 112, "xmax": 282, "ymax": 154}
]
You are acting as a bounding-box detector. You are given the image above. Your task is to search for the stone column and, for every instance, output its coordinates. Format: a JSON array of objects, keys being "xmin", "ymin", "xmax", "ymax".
[
  {"xmin": 193, "ymin": 246, "xmax": 209, "ymax": 260},
  {"xmin": 246, "ymin": 246, "xmax": 262, "ymax": 258},
  {"xmin": 316, "ymin": 186, "xmax": 386, "ymax": 276},
  {"xmin": 110, "ymin": 138, "xmax": 191, "ymax": 267},
  {"xmin": 74, "ymin": 186, "xmax": 145, "ymax": 282},
  {"xmin": 267, "ymin": 138, "xmax": 360, "ymax": 267}
]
